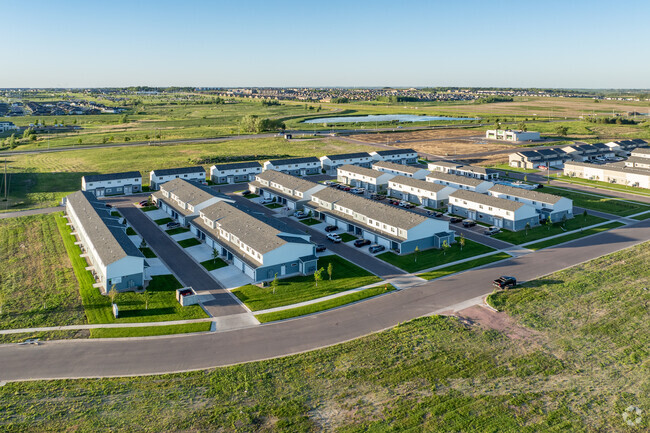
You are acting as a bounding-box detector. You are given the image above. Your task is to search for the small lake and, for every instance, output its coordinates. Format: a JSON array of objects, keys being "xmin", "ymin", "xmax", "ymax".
[{"xmin": 304, "ymin": 114, "xmax": 477, "ymax": 124}]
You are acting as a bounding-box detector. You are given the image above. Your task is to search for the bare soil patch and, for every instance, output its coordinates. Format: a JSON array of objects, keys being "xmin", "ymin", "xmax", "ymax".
[
  {"xmin": 453, "ymin": 304, "xmax": 542, "ymax": 341},
  {"xmin": 352, "ymin": 128, "xmax": 482, "ymax": 143}
]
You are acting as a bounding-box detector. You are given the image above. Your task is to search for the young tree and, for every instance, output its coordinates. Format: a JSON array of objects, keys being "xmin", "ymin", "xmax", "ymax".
[
  {"xmin": 523, "ymin": 174, "xmax": 528, "ymax": 182},
  {"xmin": 525, "ymin": 222, "xmax": 531, "ymax": 236},
  {"xmin": 459, "ymin": 234, "xmax": 466, "ymax": 251},
  {"xmin": 555, "ymin": 125, "xmax": 569, "ymax": 136},
  {"xmin": 212, "ymin": 247, "xmax": 219, "ymax": 264},
  {"xmin": 314, "ymin": 267, "xmax": 324, "ymax": 287},
  {"xmin": 77, "ymin": 138, "xmax": 82, "ymax": 145},
  {"xmin": 271, "ymin": 273, "xmax": 278, "ymax": 295},
  {"xmin": 108, "ymin": 286, "xmax": 118, "ymax": 304},
  {"xmin": 143, "ymin": 290, "xmax": 150, "ymax": 310},
  {"xmin": 327, "ymin": 262, "xmax": 333, "ymax": 281},
  {"xmin": 0, "ymin": 290, "xmax": 6, "ymax": 316},
  {"xmin": 561, "ymin": 214, "xmax": 567, "ymax": 228},
  {"xmin": 546, "ymin": 215, "xmax": 553, "ymax": 230},
  {"xmin": 140, "ymin": 238, "xmax": 147, "ymax": 249},
  {"xmin": 414, "ymin": 246, "xmax": 419, "ymax": 263},
  {"xmin": 583, "ymin": 209, "xmax": 588, "ymax": 220},
  {"xmin": 441, "ymin": 240, "xmax": 450, "ymax": 256}
]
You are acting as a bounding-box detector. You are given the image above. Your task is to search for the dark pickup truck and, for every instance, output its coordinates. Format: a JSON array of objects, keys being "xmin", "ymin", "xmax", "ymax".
[{"xmin": 493, "ymin": 276, "xmax": 517, "ymax": 289}]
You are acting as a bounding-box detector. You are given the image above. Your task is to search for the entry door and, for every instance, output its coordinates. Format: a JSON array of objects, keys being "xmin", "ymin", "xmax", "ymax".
[
  {"xmin": 494, "ymin": 218, "xmax": 503, "ymax": 228},
  {"xmin": 96, "ymin": 189, "xmax": 104, "ymax": 197},
  {"xmin": 281, "ymin": 265, "xmax": 286, "ymax": 276}
]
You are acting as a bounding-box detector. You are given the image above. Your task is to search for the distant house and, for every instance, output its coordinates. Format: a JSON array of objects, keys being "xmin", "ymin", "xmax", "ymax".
[
  {"xmin": 448, "ymin": 189, "xmax": 540, "ymax": 231},
  {"xmin": 0, "ymin": 121, "xmax": 19, "ymax": 133},
  {"xmin": 65, "ymin": 190, "xmax": 145, "ymax": 293},
  {"xmin": 605, "ymin": 139, "xmax": 647, "ymax": 156},
  {"xmin": 263, "ymin": 157, "xmax": 321, "ymax": 176},
  {"xmin": 488, "ymin": 184, "xmax": 573, "ymax": 223},
  {"xmin": 427, "ymin": 161, "xmax": 499, "ymax": 180},
  {"xmin": 152, "ymin": 178, "xmax": 228, "ymax": 226},
  {"xmin": 630, "ymin": 147, "xmax": 650, "ymax": 159},
  {"xmin": 249, "ymin": 170, "xmax": 326, "ymax": 211},
  {"xmin": 387, "ymin": 176, "xmax": 456, "ymax": 208},
  {"xmin": 369, "ymin": 148, "xmax": 418, "ymax": 165},
  {"xmin": 319, "ymin": 152, "xmax": 373, "ymax": 171},
  {"xmin": 82, "ymin": 171, "xmax": 142, "ymax": 197},
  {"xmin": 564, "ymin": 161, "xmax": 650, "ymax": 189},
  {"xmin": 337, "ymin": 164, "xmax": 394, "ymax": 193},
  {"xmin": 425, "ymin": 171, "xmax": 494, "ymax": 193},
  {"xmin": 149, "ymin": 166, "xmax": 206, "ymax": 190},
  {"xmin": 372, "ymin": 160, "xmax": 429, "ymax": 179},
  {"xmin": 623, "ymin": 156, "xmax": 650, "ymax": 170},
  {"xmin": 210, "ymin": 161, "xmax": 263, "ymax": 184},
  {"xmin": 486, "ymin": 129, "xmax": 540, "ymax": 142}
]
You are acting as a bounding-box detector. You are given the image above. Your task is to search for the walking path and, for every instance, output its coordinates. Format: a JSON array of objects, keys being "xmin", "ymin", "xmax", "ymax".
[{"xmin": 0, "ymin": 206, "xmax": 62, "ymax": 219}]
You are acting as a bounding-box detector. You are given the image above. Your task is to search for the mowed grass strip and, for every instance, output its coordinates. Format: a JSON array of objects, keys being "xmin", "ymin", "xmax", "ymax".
[
  {"xmin": 418, "ymin": 252, "xmax": 512, "ymax": 280},
  {"xmin": 0, "ymin": 213, "xmax": 86, "ymax": 330},
  {"xmin": 155, "ymin": 217, "xmax": 173, "ymax": 225},
  {"xmin": 89, "ymin": 322, "xmax": 212, "ymax": 338},
  {"xmin": 338, "ymin": 232, "xmax": 357, "ymax": 242},
  {"xmin": 631, "ymin": 211, "xmax": 650, "ymax": 220},
  {"xmin": 493, "ymin": 214, "xmax": 607, "ymax": 245},
  {"xmin": 200, "ymin": 258, "xmax": 228, "ymax": 271},
  {"xmin": 177, "ymin": 237, "xmax": 201, "ymax": 248},
  {"xmin": 299, "ymin": 218, "xmax": 322, "ymax": 226},
  {"xmin": 55, "ymin": 215, "xmax": 207, "ymax": 324},
  {"xmin": 377, "ymin": 239, "xmax": 495, "ymax": 273},
  {"xmin": 232, "ymin": 255, "xmax": 381, "ymax": 311},
  {"xmin": 256, "ymin": 285, "xmax": 396, "ymax": 323},
  {"xmin": 555, "ymin": 175, "xmax": 650, "ymax": 197},
  {"xmin": 524, "ymin": 222, "xmax": 625, "ymax": 251},
  {"xmin": 166, "ymin": 227, "xmax": 190, "ymax": 235},
  {"xmin": 139, "ymin": 247, "xmax": 157, "ymax": 258},
  {"xmin": 141, "ymin": 205, "xmax": 158, "ymax": 212},
  {"xmin": 543, "ymin": 185, "xmax": 650, "ymax": 216}
]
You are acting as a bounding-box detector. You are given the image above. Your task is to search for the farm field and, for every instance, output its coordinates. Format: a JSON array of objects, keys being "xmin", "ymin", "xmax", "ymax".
[
  {"xmin": 1, "ymin": 137, "xmax": 372, "ymax": 212},
  {"xmin": 2, "ymin": 241, "xmax": 648, "ymax": 431}
]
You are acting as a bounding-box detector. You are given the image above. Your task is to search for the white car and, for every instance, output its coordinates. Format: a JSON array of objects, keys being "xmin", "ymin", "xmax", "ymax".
[
  {"xmin": 260, "ymin": 198, "xmax": 274, "ymax": 204},
  {"xmin": 326, "ymin": 233, "xmax": 342, "ymax": 243}
]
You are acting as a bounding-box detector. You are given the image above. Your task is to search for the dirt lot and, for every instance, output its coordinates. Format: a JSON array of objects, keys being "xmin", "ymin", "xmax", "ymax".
[
  {"xmin": 453, "ymin": 304, "xmax": 542, "ymax": 341},
  {"xmin": 351, "ymin": 128, "xmax": 482, "ymax": 143}
]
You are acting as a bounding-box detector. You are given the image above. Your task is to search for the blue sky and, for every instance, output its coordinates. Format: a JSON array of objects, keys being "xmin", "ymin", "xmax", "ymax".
[{"xmin": 3, "ymin": 0, "xmax": 649, "ymax": 88}]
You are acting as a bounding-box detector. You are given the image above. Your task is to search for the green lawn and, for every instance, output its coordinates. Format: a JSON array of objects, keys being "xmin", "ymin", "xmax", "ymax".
[
  {"xmin": 200, "ymin": 258, "xmax": 228, "ymax": 271},
  {"xmin": 555, "ymin": 175, "xmax": 650, "ymax": 197},
  {"xmin": 488, "ymin": 163, "xmax": 539, "ymax": 174},
  {"xmin": 89, "ymin": 322, "xmax": 212, "ymax": 338},
  {"xmin": 542, "ymin": 185, "xmax": 650, "ymax": 216},
  {"xmin": 141, "ymin": 205, "xmax": 158, "ymax": 212},
  {"xmin": 110, "ymin": 211, "xmax": 121, "ymax": 217},
  {"xmin": 0, "ymin": 213, "xmax": 86, "ymax": 331},
  {"xmin": 299, "ymin": 218, "xmax": 322, "ymax": 226},
  {"xmin": 3, "ymin": 241, "xmax": 649, "ymax": 431},
  {"xmin": 377, "ymin": 239, "xmax": 495, "ymax": 273},
  {"xmin": 631, "ymin": 211, "xmax": 650, "ymax": 220},
  {"xmin": 155, "ymin": 217, "xmax": 173, "ymax": 225},
  {"xmin": 125, "ymin": 227, "xmax": 137, "ymax": 236},
  {"xmin": 232, "ymin": 255, "xmax": 381, "ymax": 311},
  {"xmin": 418, "ymin": 252, "xmax": 512, "ymax": 280},
  {"xmin": 338, "ymin": 232, "xmax": 358, "ymax": 242},
  {"xmin": 243, "ymin": 193, "xmax": 260, "ymax": 199},
  {"xmin": 524, "ymin": 222, "xmax": 625, "ymax": 251},
  {"xmin": 165, "ymin": 227, "xmax": 190, "ymax": 235},
  {"xmin": 177, "ymin": 237, "xmax": 201, "ymax": 248},
  {"xmin": 265, "ymin": 203, "xmax": 283, "ymax": 209},
  {"xmin": 493, "ymin": 214, "xmax": 607, "ymax": 244},
  {"xmin": 139, "ymin": 247, "xmax": 157, "ymax": 258},
  {"xmin": 56, "ymin": 216, "xmax": 207, "ymax": 325},
  {"xmin": 256, "ymin": 285, "xmax": 395, "ymax": 323}
]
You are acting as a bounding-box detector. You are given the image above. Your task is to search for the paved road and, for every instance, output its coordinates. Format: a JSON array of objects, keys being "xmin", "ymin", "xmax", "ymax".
[
  {"xmin": 113, "ymin": 199, "xmax": 245, "ymax": 318},
  {"xmin": 1, "ymin": 219, "xmax": 648, "ymax": 381},
  {"xmin": 0, "ymin": 206, "xmax": 63, "ymax": 219}
]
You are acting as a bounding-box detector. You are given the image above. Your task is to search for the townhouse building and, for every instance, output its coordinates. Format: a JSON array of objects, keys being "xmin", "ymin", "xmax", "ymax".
[
  {"xmin": 81, "ymin": 171, "xmax": 142, "ymax": 197},
  {"xmin": 337, "ymin": 164, "xmax": 395, "ymax": 192},
  {"xmin": 427, "ymin": 161, "xmax": 499, "ymax": 180},
  {"xmin": 151, "ymin": 178, "xmax": 226, "ymax": 226},
  {"xmin": 210, "ymin": 161, "xmax": 262, "ymax": 184},
  {"xmin": 369, "ymin": 148, "xmax": 418, "ymax": 164},
  {"xmin": 564, "ymin": 161, "xmax": 650, "ymax": 189},
  {"xmin": 372, "ymin": 160, "xmax": 429, "ymax": 179},
  {"xmin": 0, "ymin": 121, "xmax": 19, "ymax": 133},
  {"xmin": 630, "ymin": 147, "xmax": 650, "ymax": 159},
  {"xmin": 320, "ymin": 152, "xmax": 373, "ymax": 172},
  {"xmin": 509, "ymin": 148, "xmax": 568, "ymax": 169},
  {"xmin": 624, "ymin": 156, "xmax": 650, "ymax": 170},
  {"xmin": 486, "ymin": 129, "xmax": 540, "ymax": 142},
  {"xmin": 65, "ymin": 190, "xmax": 145, "ymax": 293},
  {"xmin": 425, "ymin": 171, "xmax": 494, "ymax": 193},
  {"xmin": 448, "ymin": 189, "xmax": 540, "ymax": 231},
  {"xmin": 604, "ymin": 139, "xmax": 647, "ymax": 156},
  {"xmin": 488, "ymin": 184, "xmax": 573, "ymax": 222},
  {"xmin": 149, "ymin": 166, "xmax": 206, "ymax": 190},
  {"xmin": 387, "ymin": 175, "xmax": 456, "ymax": 208},
  {"xmin": 263, "ymin": 157, "xmax": 321, "ymax": 176},
  {"xmin": 248, "ymin": 170, "xmax": 326, "ymax": 210},
  {"xmin": 306, "ymin": 188, "xmax": 454, "ymax": 254}
]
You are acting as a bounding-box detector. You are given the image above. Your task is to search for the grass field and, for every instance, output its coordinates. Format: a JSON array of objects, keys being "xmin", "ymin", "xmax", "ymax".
[
  {"xmin": 418, "ymin": 252, "xmax": 512, "ymax": 280},
  {"xmin": 0, "ymin": 213, "xmax": 86, "ymax": 331},
  {"xmin": 377, "ymin": 239, "xmax": 495, "ymax": 273},
  {"xmin": 631, "ymin": 211, "xmax": 650, "ymax": 220},
  {"xmin": 232, "ymin": 255, "xmax": 381, "ymax": 311},
  {"xmin": 493, "ymin": 214, "xmax": 607, "ymax": 244},
  {"xmin": 555, "ymin": 175, "xmax": 650, "ymax": 197},
  {"xmin": 2, "ymin": 241, "xmax": 648, "ymax": 431},
  {"xmin": 256, "ymin": 285, "xmax": 395, "ymax": 323},
  {"xmin": 89, "ymin": 322, "xmax": 212, "ymax": 338},
  {"xmin": 524, "ymin": 221, "xmax": 625, "ymax": 250},
  {"xmin": 542, "ymin": 186, "xmax": 650, "ymax": 216}
]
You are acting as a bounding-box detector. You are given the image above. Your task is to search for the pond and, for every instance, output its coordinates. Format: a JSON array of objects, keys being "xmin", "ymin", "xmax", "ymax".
[{"xmin": 304, "ymin": 114, "xmax": 478, "ymax": 124}]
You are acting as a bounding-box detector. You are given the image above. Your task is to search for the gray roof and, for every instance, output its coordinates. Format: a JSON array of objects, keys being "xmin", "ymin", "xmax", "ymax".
[
  {"xmin": 338, "ymin": 164, "xmax": 389, "ymax": 179},
  {"xmin": 489, "ymin": 184, "xmax": 564, "ymax": 205},
  {"xmin": 83, "ymin": 171, "xmax": 141, "ymax": 183},
  {"xmin": 212, "ymin": 161, "xmax": 262, "ymax": 171},
  {"xmin": 450, "ymin": 189, "xmax": 526, "ymax": 212},
  {"xmin": 565, "ymin": 160, "xmax": 650, "ymax": 176},
  {"xmin": 374, "ymin": 148, "xmax": 417, "ymax": 156},
  {"xmin": 456, "ymin": 165, "xmax": 499, "ymax": 176},
  {"xmin": 151, "ymin": 166, "xmax": 205, "ymax": 176},
  {"xmin": 625, "ymin": 156, "xmax": 650, "ymax": 165},
  {"xmin": 631, "ymin": 147, "xmax": 650, "ymax": 157},
  {"xmin": 267, "ymin": 156, "xmax": 320, "ymax": 166},
  {"xmin": 254, "ymin": 170, "xmax": 321, "ymax": 194},
  {"xmin": 66, "ymin": 190, "xmax": 143, "ymax": 266},
  {"xmin": 159, "ymin": 178, "xmax": 218, "ymax": 207},
  {"xmin": 373, "ymin": 160, "xmax": 427, "ymax": 174},
  {"xmin": 428, "ymin": 160, "xmax": 463, "ymax": 169},
  {"xmin": 426, "ymin": 171, "xmax": 487, "ymax": 187},
  {"xmin": 388, "ymin": 175, "xmax": 447, "ymax": 193},
  {"xmin": 323, "ymin": 152, "xmax": 372, "ymax": 161}
]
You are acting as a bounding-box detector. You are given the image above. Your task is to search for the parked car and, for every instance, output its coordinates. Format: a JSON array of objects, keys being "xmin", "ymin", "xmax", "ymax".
[
  {"xmin": 484, "ymin": 226, "xmax": 500, "ymax": 236},
  {"xmin": 260, "ymin": 198, "xmax": 274, "ymax": 204},
  {"xmin": 535, "ymin": 184, "xmax": 544, "ymax": 189},
  {"xmin": 389, "ymin": 200, "xmax": 400, "ymax": 206},
  {"xmin": 325, "ymin": 225, "xmax": 338, "ymax": 232},
  {"xmin": 166, "ymin": 221, "xmax": 180, "ymax": 229},
  {"xmin": 370, "ymin": 194, "xmax": 385, "ymax": 200},
  {"xmin": 350, "ymin": 188, "xmax": 365, "ymax": 194},
  {"xmin": 139, "ymin": 200, "xmax": 149, "ymax": 207},
  {"xmin": 294, "ymin": 211, "xmax": 308, "ymax": 219},
  {"xmin": 241, "ymin": 190, "xmax": 251, "ymax": 196},
  {"xmin": 399, "ymin": 201, "xmax": 414, "ymax": 209},
  {"xmin": 324, "ymin": 180, "xmax": 334, "ymax": 185},
  {"xmin": 493, "ymin": 276, "xmax": 517, "ymax": 289},
  {"xmin": 315, "ymin": 244, "xmax": 327, "ymax": 252},
  {"xmin": 342, "ymin": 186, "xmax": 351, "ymax": 191},
  {"xmin": 368, "ymin": 244, "xmax": 386, "ymax": 254},
  {"xmin": 105, "ymin": 203, "xmax": 112, "ymax": 208},
  {"xmin": 449, "ymin": 217, "xmax": 463, "ymax": 223},
  {"xmin": 353, "ymin": 239, "xmax": 371, "ymax": 248},
  {"xmin": 462, "ymin": 219, "xmax": 477, "ymax": 227},
  {"xmin": 327, "ymin": 233, "xmax": 342, "ymax": 243}
]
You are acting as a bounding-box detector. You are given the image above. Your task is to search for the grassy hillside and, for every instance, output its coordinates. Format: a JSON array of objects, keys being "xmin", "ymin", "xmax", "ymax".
[{"xmin": 1, "ymin": 242, "xmax": 648, "ymax": 431}]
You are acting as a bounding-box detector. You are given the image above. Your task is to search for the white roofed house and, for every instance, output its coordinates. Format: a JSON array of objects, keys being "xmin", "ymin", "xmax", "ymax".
[
  {"xmin": 630, "ymin": 147, "xmax": 650, "ymax": 159},
  {"xmin": 0, "ymin": 121, "xmax": 19, "ymax": 133},
  {"xmin": 488, "ymin": 184, "xmax": 573, "ymax": 223},
  {"xmin": 448, "ymin": 189, "xmax": 540, "ymax": 231},
  {"xmin": 320, "ymin": 152, "xmax": 373, "ymax": 172},
  {"xmin": 151, "ymin": 178, "xmax": 229, "ymax": 226},
  {"xmin": 427, "ymin": 161, "xmax": 499, "ymax": 180},
  {"xmin": 623, "ymin": 156, "xmax": 650, "ymax": 170},
  {"xmin": 337, "ymin": 164, "xmax": 395, "ymax": 193},
  {"xmin": 564, "ymin": 161, "xmax": 650, "ymax": 189},
  {"xmin": 370, "ymin": 148, "xmax": 419, "ymax": 164},
  {"xmin": 263, "ymin": 157, "xmax": 321, "ymax": 176},
  {"xmin": 248, "ymin": 170, "xmax": 326, "ymax": 211},
  {"xmin": 210, "ymin": 161, "xmax": 263, "ymax": 184},
  {"xmin": 81, "ymin": 171, "xmax": 142, "ymax": 197},
  {"xmin": 65, "ymin": 190, "xmax": 146, "ymax": 293},
  {"xmin": 604, "ymin": 139, "xmax": 647, "ymax": 156},
  {"xmin": 372, "ymin": 160, "xmax": 430, "ymax": 179},
  {"xmin": 425, "ymin": 171, "xmax": 494, "ymax": 193},
  {"xmin": 306, "ymin": 187, "xmax": 454, "ymax": 254},
  {"xmin": 191, "ymin": 201, "xmax": 318, "ymax": 282},
  {"xmin": 149, "ymin": 166, "xmax": 206, "ymax": 190},
  {"xmin": 486, "ymin": 129, "xmax": 540, "ymax": 142},
  {"xmin": 388, "ymin": 176, "xmax": 456, "ymax": 208}
]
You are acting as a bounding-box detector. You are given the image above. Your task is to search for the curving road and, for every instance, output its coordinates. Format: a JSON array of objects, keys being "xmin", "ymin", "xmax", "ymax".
[{"xmin": 1, "ymin": 219, "xmax": 648, "ymax": 382}]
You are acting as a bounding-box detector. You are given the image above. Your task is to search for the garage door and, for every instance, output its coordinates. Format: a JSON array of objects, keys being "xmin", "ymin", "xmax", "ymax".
[
  {"xmin": 243, "ymin": 264, "xmax": 255, "ymax": 279},
  {"xmin": 377, "ymin": 237, "xmax": 391, "ymax": 248},
  {"xmin": 363, "ymin": 231, "xmax": 375, "ymax": 241},
  {"xmin": 287, "ymin": 201, "xmax": 295, "ymax": 210},
  {"xmin": 325, "ymin": 215, "xmax": 337, "ymax": 226},
  {"xmin": 233, "ymin": 256, "xmax": 244, "ymax": 271}
]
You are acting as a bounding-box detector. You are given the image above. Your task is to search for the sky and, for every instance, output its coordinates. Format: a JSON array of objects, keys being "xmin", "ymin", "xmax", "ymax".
[{"xmin": 3, "ymin": 0, "xmax": 650, "ymax": 88}]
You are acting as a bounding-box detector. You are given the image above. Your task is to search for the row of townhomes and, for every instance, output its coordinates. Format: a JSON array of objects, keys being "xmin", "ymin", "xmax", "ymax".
[
  {"xmin": 564, "ymin": 161, "xmax": 650, "ymax": 189},
  {"xmin": 427, "ymin": 161, "xmax": 500, "ymax": 180},
  {"xmin": 65, "ymin": 190, "xmax": 146, "ymax": 292},
  {"xmin": 249, "ymin": 170, "xmax": 325, "ymax": 210},
  {"xmin": 82, "ymin": 171, "xmax": 143, "ymax": 197},
  {"xmin": 373, "ymin": 160, "xmax": 430, "ymax": 179},
  {"xmin": 152, "ymin": 178, "xmax": 317, "ymax": 282},
  {"xmin": 210, "ymin": 161, "xmax": 263, "ymax": 184},
  {"xmin": 149, "ymin": 166, "xmax": 206, "ymax": 190},
  {"xmin": 337, "ymin": 164, "xmax": 395, "ymax": 193},
  {"xmin": 388, "ymin": 176, "xmax": 456, "ymax": 208}
]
